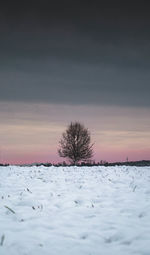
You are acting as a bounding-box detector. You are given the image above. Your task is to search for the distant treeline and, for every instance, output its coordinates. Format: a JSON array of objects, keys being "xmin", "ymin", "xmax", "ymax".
[
  {"xmin": 104, "ymin": 160, "xmax": 150, "ymax": 167},
  {"xmin": 21, "ymin": 160, "xmax": 150, "ymax": 167},
  {"xmin": 0, "ymin": 163, "xmax": 9, "ymax": 167},
  {"xmin": 0, "ymin": 160, "xmax": 150, "ymax": 167},
  {"xmin": 46, "ymin": 160, "xmax": 150, "ymax": 167}
]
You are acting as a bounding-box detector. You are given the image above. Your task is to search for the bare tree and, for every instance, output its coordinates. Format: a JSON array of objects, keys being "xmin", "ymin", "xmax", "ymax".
[{"xmin": 58, "ymin": 122, "xmax": 94, "ymax": 165}]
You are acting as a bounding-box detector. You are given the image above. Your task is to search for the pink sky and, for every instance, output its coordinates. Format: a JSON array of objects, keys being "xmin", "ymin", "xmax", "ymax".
[{"xmin": 0, "ymin": 102, "xmax": 150, "ymax": 164}]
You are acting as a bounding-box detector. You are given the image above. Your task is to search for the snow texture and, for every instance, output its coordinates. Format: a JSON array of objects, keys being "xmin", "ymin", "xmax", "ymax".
[{"xmin": 0, "ymin": 165, "xmax": 150, "ymax": 255}]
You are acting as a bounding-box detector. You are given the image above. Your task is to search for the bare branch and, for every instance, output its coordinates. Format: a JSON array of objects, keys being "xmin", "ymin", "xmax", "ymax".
[{"xmin": 58, "ymin": 122, "xmax": 94, "ymax": 165}]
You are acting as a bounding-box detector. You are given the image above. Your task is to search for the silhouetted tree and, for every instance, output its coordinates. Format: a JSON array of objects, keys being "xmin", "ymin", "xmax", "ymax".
[{"xmin": 58, "ymin": 122, "xmax": 94, "ymax": 165}]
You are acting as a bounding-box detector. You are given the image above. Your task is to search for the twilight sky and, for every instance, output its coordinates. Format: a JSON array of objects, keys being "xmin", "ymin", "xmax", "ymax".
[{"xmin": 0, "ymin": 1, "xmax": 150, "ymax": 164}]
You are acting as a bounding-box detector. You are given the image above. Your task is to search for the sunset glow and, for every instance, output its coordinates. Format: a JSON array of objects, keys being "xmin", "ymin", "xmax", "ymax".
[
  {"xmin": 0, "ymin": 102, "xmax": 149, "ymax": 164},
  {"xmin": 0, "ymin": 2, "xmax": 150, "ymax": 164}
]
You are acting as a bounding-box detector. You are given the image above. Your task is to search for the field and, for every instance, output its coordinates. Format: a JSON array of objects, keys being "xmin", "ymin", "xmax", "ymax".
[{"xmin": 0, "ymin": 165, "xmax": 150, "ymax": 255}]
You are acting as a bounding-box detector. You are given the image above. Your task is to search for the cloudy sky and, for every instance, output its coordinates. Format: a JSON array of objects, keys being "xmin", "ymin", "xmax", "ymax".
[{"xmin": 0, "ymin": 1, "xmax": 150, "ymax": 164}]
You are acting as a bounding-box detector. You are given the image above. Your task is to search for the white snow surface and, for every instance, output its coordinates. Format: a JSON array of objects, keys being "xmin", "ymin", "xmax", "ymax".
[{"xmin": 0, "ymin": 165, "xmax": 150, "ymax": 255}]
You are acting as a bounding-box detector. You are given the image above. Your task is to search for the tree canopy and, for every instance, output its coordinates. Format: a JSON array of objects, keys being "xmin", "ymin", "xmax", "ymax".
[{"xmin": 58, "ymin": 122, "xmax": 94, "ymax": 165}]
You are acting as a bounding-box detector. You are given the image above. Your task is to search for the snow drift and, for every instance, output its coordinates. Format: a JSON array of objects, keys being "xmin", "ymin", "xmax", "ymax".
[{"xmin": 0, "ymin": 165, "xmax": 150, "ymax": 255}]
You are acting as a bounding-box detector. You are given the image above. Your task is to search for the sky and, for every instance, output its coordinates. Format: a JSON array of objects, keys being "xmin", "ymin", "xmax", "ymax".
[{"xmin": 0, "ymin": 1, "xmax": 150, "ymax": 164}]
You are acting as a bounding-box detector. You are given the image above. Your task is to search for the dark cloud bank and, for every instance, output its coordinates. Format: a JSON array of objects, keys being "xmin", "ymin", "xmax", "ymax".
[{"xmin": 0, "ymin": 1, "xmax": 150, "ymax": 107}]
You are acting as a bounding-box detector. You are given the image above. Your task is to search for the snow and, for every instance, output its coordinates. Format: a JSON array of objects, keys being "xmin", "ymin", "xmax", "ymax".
[{"xmin": 0, "ymin": 165, "xmax": 150, "ymax": 255}]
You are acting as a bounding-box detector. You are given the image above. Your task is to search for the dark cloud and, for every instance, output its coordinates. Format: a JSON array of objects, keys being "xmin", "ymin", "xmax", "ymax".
[{"xmin": 0, "ymin": 1, "xmax": 150, "ymax": 107}]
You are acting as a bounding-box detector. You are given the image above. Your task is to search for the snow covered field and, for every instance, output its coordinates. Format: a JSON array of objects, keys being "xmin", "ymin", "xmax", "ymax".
[{"xmin": 0, "ymin": 165, "xmax": 150, "ymax": 255}]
